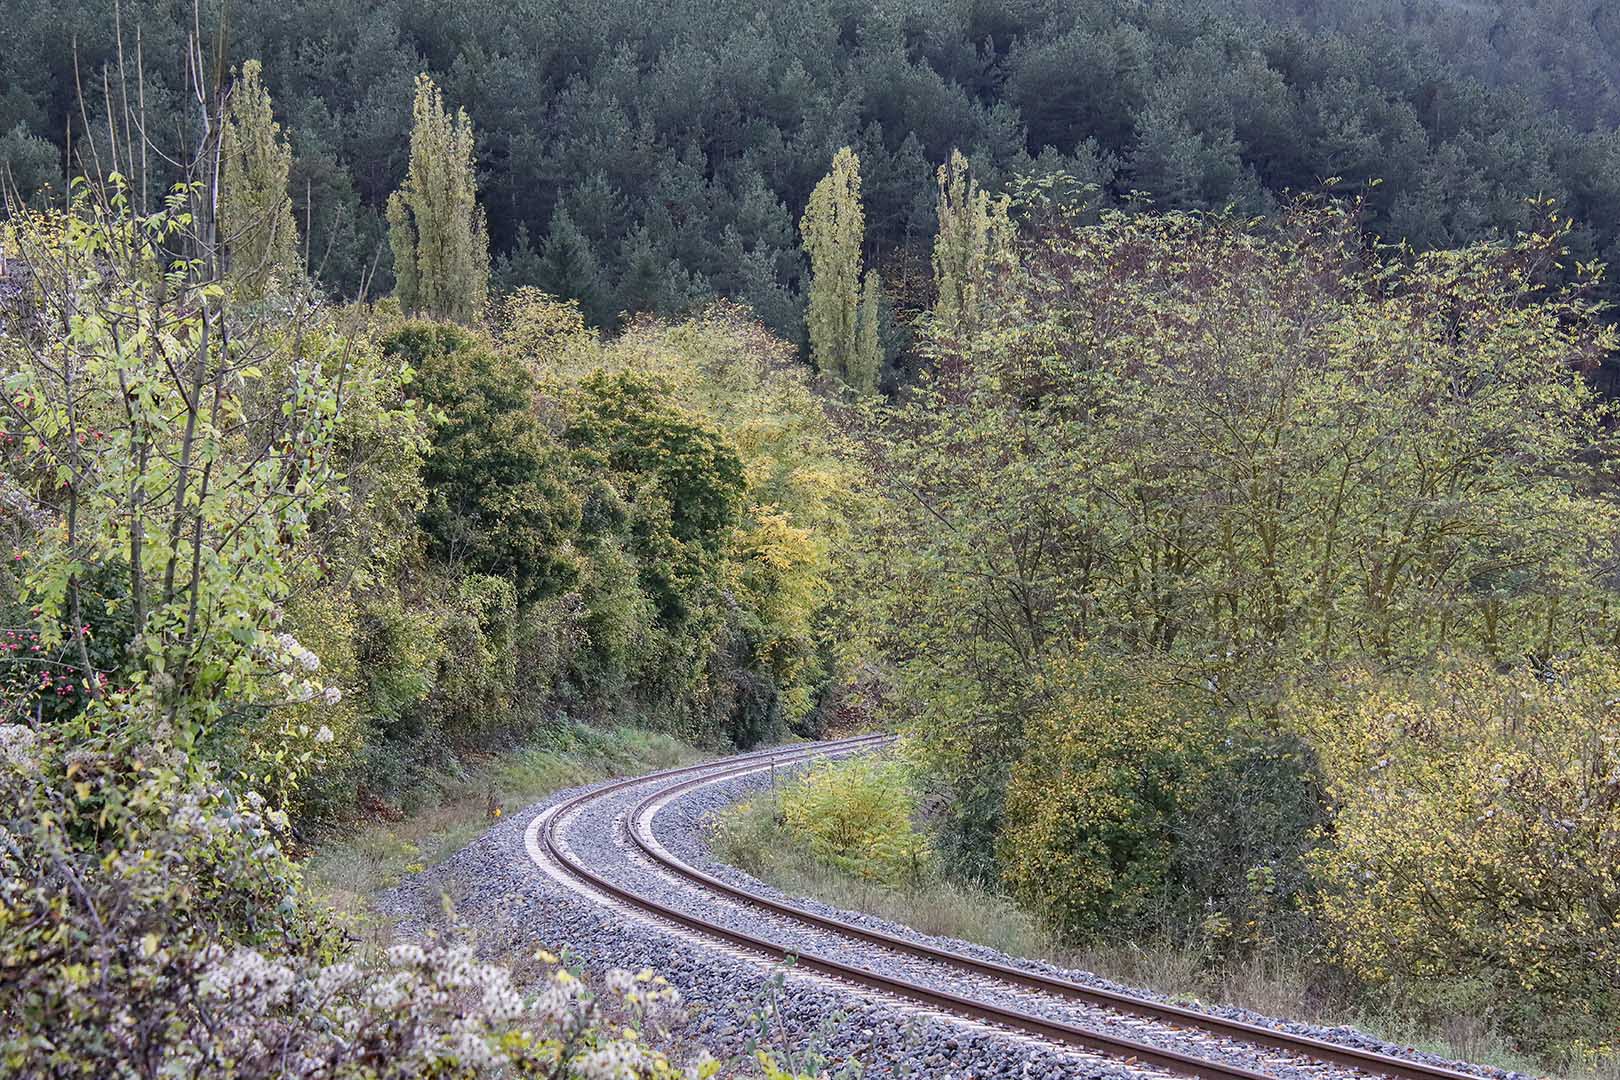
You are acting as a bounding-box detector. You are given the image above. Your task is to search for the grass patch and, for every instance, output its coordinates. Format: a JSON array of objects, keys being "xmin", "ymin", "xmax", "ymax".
[
  {"xmin": 716, "ymin": 792, "xmax": 1055, "ymax": 961},
  {"xmin": 713, "ymin": 781, "xmax": 1612, "ymax": 1080},
  {"xmin": 304, "ymin": 722, "xmax": 704, "ymax": 918}
]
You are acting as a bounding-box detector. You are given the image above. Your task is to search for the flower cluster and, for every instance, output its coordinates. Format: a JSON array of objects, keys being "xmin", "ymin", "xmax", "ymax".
[
  {"xmin": 0, "ymin": 722, "xmax": 37, "ymax": 769},
  {"xmin": 275, "ymin": 631, "xmax": 322, "ymax": 672},
  {"xmin": 150, "ymin": 937, "xmax": 716, "ymax": 1079},
  {"xmin": 256, "ymin": 629, "xmax": 343, "ymax": 709}
]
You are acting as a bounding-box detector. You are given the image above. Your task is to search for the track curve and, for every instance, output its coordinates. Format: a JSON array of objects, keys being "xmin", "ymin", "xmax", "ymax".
[{"xmin": 524, "ymin": 735, "xmax": 1502, "ymax": 1080}]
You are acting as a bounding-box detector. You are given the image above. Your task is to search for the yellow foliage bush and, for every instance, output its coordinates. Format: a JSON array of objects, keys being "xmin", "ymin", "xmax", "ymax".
[
  {"xmin": 779, "ymin": 755, "xmax": 931, "ymax": 887},
  {"xmin": 998, "ymin": 652, "xmax": 1222, "ymax": 937},
  {"xmin": 1297, "ymin": 659, "xmax": 1620, "ymax": 1057},
  {"xmin": 491, "ymin": 288, "xmax": 601, "ymax": 375}
]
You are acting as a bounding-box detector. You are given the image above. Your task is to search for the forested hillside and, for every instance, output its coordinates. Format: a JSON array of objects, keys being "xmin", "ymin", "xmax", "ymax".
[
  {"xmin": 1236, "ymin": 0, "xmax": 1620, "ymax": 132},
  {"xmin": 6, "ymin": 0, "xmax": 1620, "ymax": 348}
]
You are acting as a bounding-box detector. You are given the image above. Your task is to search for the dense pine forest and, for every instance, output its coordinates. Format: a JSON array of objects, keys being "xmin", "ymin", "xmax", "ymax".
[
  {"xmin": 9, "ymin": 0, "xmax": 1620, "ymax": 345},
  {"xmin": 3, "ymin": 2, "xmax": 1620, "ymax": 1077}
]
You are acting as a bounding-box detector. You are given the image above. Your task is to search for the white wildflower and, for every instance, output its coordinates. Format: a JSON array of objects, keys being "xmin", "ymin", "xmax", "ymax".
[
  {"xmin": 310, "ymin": 961, "xmax": 361, "ymax": 1000},
  {"xmin": 447, "ymin": 1021, "xmax": 505, "ymax": 1070},
  {"xmin": 574, "ymin": 1040, "xmax": 653, "ymax": 1080},
  {"xmin": 387, "ymin": 943, "xmax": 427, "ymax": 968},
  {"xmin": 314, "ymin": 725, "xmax": 336, "ymax": 744},
  {"xmin": 365, "ymin": 971, "xmax": 412, "ymax": 1011},
  {"xmin": 200, "ymin": 948, "xmax": 296, "ymax": 1007},
  {"xmin": 0, "ymin": 724, "xmax": 38, "ymax": 770},
  {"xmin": 321, "ymin": 685, "xmax": 343, "ymax": 706}
]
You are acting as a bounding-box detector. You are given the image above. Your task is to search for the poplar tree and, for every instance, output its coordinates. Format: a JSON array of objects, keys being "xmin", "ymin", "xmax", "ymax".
[
  {"xmin": 931, "ymin": 149, "xmax": 1015, "ymax": 340},
  {"xmin": 220, "ymin": 60, "xmax": 300, "ymax": 297},
  {"xmin": 800, "ymin": 147, "xmax": 866, "ymax": 389},
  {"xmin": 388, "ymin": 74, "xmax": 490, "ymax": 323},
  {"xmin": 852, "ymin": 269, "xmax": 882, "ymax": 395}
]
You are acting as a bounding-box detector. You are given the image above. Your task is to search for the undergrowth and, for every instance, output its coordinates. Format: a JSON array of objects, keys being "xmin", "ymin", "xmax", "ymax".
[
  {"xmin": 304, "ymin": 722, "xmax": 704, "ymax": 916},
  {"xmin": 713, "ymin": 761, "xmax": 1614, "ymax": 1080}
]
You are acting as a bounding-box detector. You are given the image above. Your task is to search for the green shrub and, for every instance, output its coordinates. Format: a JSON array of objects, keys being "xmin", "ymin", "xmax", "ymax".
[
  {"xmin": 356, "ymin": 587, "xmax": 443, "ymax": 727},
  {"xmin": 570, "ymin": 535, "xmax": 654, "ymax": 701},
  {"xmin": 429, "ymin": 573, "xmax": 520, "ymax": 742},
  {"xmin": 511, "ymin": 590, "xmax": 589, "ymax": 719},
  {"xmin": 563, "ymin": 370, "xmax": 745, "ymax": 559},
  {"xmin": 997, "ymin": 653, "xmax": 1223, "ymax": 938},
  {"xmin": 779, "ymin": 756, "xmax": 931, "ymax": 887},
  {"xmin": 563, "ymin": 370, "xmax": 744, "ymax": 639},
  {"xmin": 1169, "ymin": 722, "xmax": 1326, "ymax": 958},
  {"xmin": 384, "ymin": 321, "xmax": 582, "ymax": 605},
  {"xmin": 253, "ymin": 588, "xmax": 367, "ymax": 821}
]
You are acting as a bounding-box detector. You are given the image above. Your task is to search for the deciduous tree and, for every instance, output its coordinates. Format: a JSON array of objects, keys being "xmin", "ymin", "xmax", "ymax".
[
  {"xmin": 801, "ymin": 147, "xmax": 867, "ymax": 391},
  {"xmin": 861, "ymin": 196, "xmax": 1620, "ymax": 896},
  {"xmin": 220, "ymin": 59, "xmax": 300, "ymax": 297},
  {"xmin": 930, "ymin": 150, "xmax": 1014, "ymax": 340},
  {"xmin": 387, "ymin": 74, "xmax": 489, "ymax": 323},
  {"xmin": 381, "ymin": 322, "xmax": 580, "ymax": 604}
]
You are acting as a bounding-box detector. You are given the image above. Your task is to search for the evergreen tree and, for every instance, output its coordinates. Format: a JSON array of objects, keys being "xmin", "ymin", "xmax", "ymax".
[
  {"xmin": 492, "ymin": 222, "xmax": 545, "ymax": 293},
  {"xmin": 541, "ymin": 206, "xmax": 608, "ymax": 326},
  {"xmin": 800, "ymin": 147, "xmax": 866, "ymax": 388},
  {"xmin": 0, "ymin": 122, "xmax": 60, "ymax": 206},
  {"xmin": 931, "ymin": 149, "xmax": 1014, "ymax": 340},
  {"xmin": 1128, "ymin": 89, "xmax": 1254, "ymax": 212},
  {"xmin": 852, "ymin": 269, "xmax": 882, "ymax": 395},
  {"xmin": 13, "ymin": 0, "xmax": 1620, "ymax": 324},
  {"xmin": 617, "ymin": 227, "xmax": 668, "ymax": 317},
  {"xmin": 220, "ymin": 60, "xmax": 300, "ymax": 298},
  {"xmin": 387, "ymin": 74, "xmax": 490, "ymax": 323}
]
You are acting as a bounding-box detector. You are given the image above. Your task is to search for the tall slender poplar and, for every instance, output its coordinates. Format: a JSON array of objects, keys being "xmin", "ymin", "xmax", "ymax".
[
  {"xmin": 800, "ymin": 147, "xmax": 866, "ymax": 389},
  {"xmin": 931, "ymin": 149, "xmax": 1015, "ymax": 340},
  {"xmin": 220, "ymin": 60, "xmax": 300, "ymax": 297},
  {"xmin": 388, "ymin": 74, "xmax": 490, "ymax": 322}
]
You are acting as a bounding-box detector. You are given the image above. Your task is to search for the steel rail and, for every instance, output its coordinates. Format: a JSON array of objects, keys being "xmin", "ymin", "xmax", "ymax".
[
  {"xmin": 533, "ymin": 736, "xmax": 1281, "ymax": 1080},
  {"xmin": 627, "ymin": 746, "xmax": 1490, "ymax": 1080}
]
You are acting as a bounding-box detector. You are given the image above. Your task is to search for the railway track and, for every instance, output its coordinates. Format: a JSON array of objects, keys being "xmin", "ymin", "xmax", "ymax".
[{"xmin": 524, "ymin": 735, "xmax": 1492, "ymax": 1080}]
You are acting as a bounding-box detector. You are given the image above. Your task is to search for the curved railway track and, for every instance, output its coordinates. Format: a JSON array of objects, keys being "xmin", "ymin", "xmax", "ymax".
[{"xmin": 524, "ymin": 735, "xmax": 1491, "ymax": 1080}]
